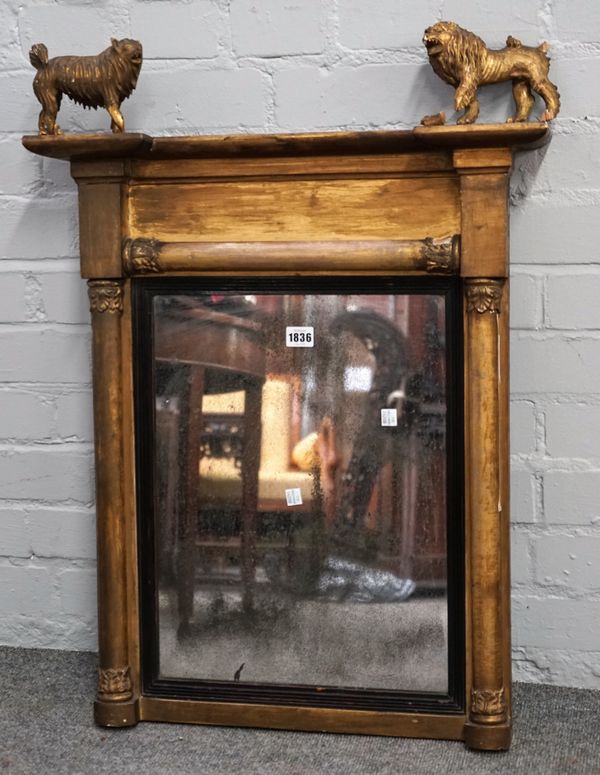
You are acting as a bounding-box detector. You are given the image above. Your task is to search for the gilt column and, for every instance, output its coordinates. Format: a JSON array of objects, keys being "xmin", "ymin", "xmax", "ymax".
[
  {"xmin": 455, "ymin": 148, "xmax": 512, "ymax": 751},
  {"xmin": 463, "ymin": 279, "xmax": 510, "ymax": 749},
  {"xmin": 89, "ymin": 279, "xmax": 137, "ymax": 727}
]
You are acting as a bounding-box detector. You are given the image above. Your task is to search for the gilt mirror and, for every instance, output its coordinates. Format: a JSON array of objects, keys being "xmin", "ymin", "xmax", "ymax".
[{"xmin": 22, "ymin": 124, "xmax": 544, "ymax": 749}]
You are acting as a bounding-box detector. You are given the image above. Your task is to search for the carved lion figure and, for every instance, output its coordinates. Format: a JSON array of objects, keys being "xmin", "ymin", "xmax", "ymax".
[
  {"xmin": 30, "ymin": 38, "xmax": 143, "ymax": 135},
  {"xmin": 423, "ymin": 21, "xmax": 560, "ymax": 124}
]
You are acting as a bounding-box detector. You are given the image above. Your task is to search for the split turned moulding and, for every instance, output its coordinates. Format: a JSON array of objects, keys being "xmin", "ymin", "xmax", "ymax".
[{"xmin": 23, "ymin": 121, "xmax": 550, "ymax": 750}]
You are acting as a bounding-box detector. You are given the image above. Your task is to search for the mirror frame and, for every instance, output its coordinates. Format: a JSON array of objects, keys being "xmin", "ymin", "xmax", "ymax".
[
  {"xmin": 134, "ymin": 275, "xmax": 464, "ymax": 713},
  {"xmin": 23, "ymin": 123, "xmax": 550, "ymax": 750}
]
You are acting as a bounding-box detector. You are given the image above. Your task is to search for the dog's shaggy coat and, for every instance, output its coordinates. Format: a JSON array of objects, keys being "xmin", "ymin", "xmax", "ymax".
[{"xmin": 30, "ymin": 38, "xmax": 142, "ymax": 135}]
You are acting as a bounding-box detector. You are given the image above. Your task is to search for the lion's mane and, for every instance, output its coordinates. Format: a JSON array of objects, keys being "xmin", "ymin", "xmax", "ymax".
[{"xmin": 428, "ymin": 22, "xmax": 487, "ymax": 86}]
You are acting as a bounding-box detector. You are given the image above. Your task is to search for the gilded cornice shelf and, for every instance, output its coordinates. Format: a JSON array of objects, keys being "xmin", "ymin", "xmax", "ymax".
[{"xmin": 22, "ymin": 123, "xmax": 550, "ymax": 162}]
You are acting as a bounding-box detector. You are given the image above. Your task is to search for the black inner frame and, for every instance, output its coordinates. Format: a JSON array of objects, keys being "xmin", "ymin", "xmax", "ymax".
[{"xmin": 134, "ymin": 276, "xmax": 465, "ymax": 715}]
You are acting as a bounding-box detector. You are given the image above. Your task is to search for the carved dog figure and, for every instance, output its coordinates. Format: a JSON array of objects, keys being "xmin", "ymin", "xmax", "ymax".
[
  {"xmin": 423, "ymin": 21, "xmax": 560, "ymax": 124},
  {"xmin": 29, "ymin": 38, "xmax": 143, "ymax": 135}
]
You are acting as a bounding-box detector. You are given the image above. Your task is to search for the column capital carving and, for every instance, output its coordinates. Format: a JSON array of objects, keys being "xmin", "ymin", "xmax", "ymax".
[
  {"xmin": 123, "ymin": 238, "xmax": 163, "ymax": 275},
  {"xmin": 97, "ymin": 666, "xmax": 133, "ymax": 702},
  {"xmin": 88, "ymin": 280, "xmax": 124, "ymax": 314},
  {"xmin": 423, "ymin": 234, "xmax": 460, "ymax": 273},
  {"xmin": 466, "ymin": 279, "xmax": 503, "ymax": 314},
  {"xmin": 470, "ymin": 688, "xmax": 507, "ymax": 721}
]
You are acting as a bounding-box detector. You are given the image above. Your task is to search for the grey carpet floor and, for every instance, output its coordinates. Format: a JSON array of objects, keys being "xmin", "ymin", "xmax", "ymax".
[{"xmin": 1, "ymin": 647, "xmax": 599, "ymax": 775}]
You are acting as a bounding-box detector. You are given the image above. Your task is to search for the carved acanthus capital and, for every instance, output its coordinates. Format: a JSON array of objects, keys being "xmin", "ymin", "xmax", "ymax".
[
  {"xmin": 466, "ymin": 280, "xmax": 503, "ymax": 314},
  {"xmin": 97, "ymin": 666, "xmax": 133, "ymax": 701},
  {"xmin": 423, "ymin": 234, "xmax": 460, "ymax": 273},
  {"xmin": 88, "ymin": 280, "xmax": 124, "ymax": 314},
  {"xmin": 471, "ymin": 688, "xmax": 507, "ymax": 718},
  {"xmin": 123, "ymin": 237, "xmax": 163, "ymax": 275}
]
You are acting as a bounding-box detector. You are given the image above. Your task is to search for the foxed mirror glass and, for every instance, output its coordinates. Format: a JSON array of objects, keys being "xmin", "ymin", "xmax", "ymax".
[{"xmin": 136, "ymin": 277, "xmax": 463, "ymax": 711}]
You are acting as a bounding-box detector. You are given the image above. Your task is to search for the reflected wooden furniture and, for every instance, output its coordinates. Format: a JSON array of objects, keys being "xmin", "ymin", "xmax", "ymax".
[
  {"xmin": 153, "ymin": 300, "xmax": 265, "ymax": 624},
  {"xmin": 332, "ymin": 297, "xmax": 448, "ymax": 585},
  {"xmin": 23, "ymin": 123, "xmax": 551, "ymax": 750},
  {"xmin": 399, "ymin": 295, "xmax": 447, "ymax": 585}
]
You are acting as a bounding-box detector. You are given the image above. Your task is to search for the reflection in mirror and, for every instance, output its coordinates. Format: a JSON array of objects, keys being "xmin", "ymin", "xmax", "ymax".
[{"xmin": 151, "ymin": 290, "xmax": 449, "ymax": 693}]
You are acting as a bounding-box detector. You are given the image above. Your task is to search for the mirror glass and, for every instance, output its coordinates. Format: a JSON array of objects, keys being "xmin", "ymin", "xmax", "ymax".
[{"xmin": 148, "ymin": 288, "xmax": 450, "ymax": 694}]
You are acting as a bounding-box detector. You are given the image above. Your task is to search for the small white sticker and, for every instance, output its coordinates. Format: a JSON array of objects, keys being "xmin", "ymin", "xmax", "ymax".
[
  {"xmin": 286, "ymin": 326, "xmax": 314, "ymax": 347},
  {"xmin": 285, "ymin": 488, "xmax": 303, "ymax": 506},
  {"xmin": 343, "ymin": 366, "xmax": 372, "ymax": 392},
  {"xmin": 381, "ymin": 408, "xmax": 398, "ymax": 427}
]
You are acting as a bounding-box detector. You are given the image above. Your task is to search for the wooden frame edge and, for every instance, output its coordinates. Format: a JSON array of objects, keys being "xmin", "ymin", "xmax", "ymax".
[{"xmin": 138, "ymin": 697, "xmax": 466, "ymax": 740}]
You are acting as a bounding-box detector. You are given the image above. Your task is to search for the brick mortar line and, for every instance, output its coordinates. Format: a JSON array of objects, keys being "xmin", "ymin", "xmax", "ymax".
[
  {"xmin": 511, "ymin": 458, "xmax": 600, "ymax": 470},
  {"xmin": 511, "ymin": 265, "xmax": 600, "ymax": 271},
  {"xmin": 0, "ymin": 384, "xmax": 92, "ymax": 390},
  {"xmin": 512, "ymin": 646, "xmax": 600, "ymax": 655},
  {"xmin": 0, "ymin": 322, "xmax": 91, "ymax": 329},
  {"xmin": 511, "ymin": 525, "xmax": 600, "ymax": 535},
  {"xmin": 0, "ymin": 441, "xmax": 93, "ymax": 450},
  {"xmin": 0, "ymin": 504, "xmax": 95, "ymax": 513},
  {"xmin": 0, "ymin": 556, "xmax": 96, "ymax": 568},
  {"xmin": 513, "ymin": 594, "xmax": 600, "ymax": 604},
  {"xmin": 0, "ymin": 502, "xmax": 94, "ymax": 511}
]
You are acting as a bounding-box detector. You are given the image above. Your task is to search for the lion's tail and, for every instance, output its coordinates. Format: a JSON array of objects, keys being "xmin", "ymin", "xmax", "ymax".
[{"xmin": 29, "ymin": 43, "xmax": 49, "ymax": 70}]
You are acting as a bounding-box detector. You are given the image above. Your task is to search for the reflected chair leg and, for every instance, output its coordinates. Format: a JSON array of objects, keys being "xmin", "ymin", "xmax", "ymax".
[
  {"xmin": 177, "ymin": 366, "xmax": 204, "ymax": 637},
  {"xmin": 240, "ymin": 381, "xmax": 262, "ymax": 615},
  {"xmin": 389, "ymin": 436, "xmax": 402, "ymax": 567},
  {"xmin": 399, "ymin": 432, "xmax": 418, "ymax": 580}
]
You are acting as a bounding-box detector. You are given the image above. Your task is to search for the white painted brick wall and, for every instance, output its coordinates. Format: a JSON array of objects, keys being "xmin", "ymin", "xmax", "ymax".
[
  {"xmin": 536, "ymin": 535, "xmax": 600, "ymax": 590},
  {"xmin": 544, "ymin": 471, "xmax": 600, "ymax": 526},
  {"xmin": 511, "ymin": 203, "xmax": 600, "ymax": 264},
  {"xmin": 511, "ymin": 336, "xmax": 600, "ymax": 394},
  {"xmin": 511, "ymin": 470, "xmax": 537, "ymax": 524},
  {"xmin": 511, "ymin": 530, "xmax": 532, "ymax": 585},
  {"xmin": 39, "ymin": 273, "xmax": 90, "ymax": 325},
  {"xmin": 510, "ymin": 274, "xmax": 542, "ymax": 329},
  {"xmin": 275, "ymin": 65, "xmax": 423, "ymax": 128},
  {"xmin": 527, "ymin": 134, "xmax": 600, "ymax": 191},
  {"xmin": 0, "ymin": 329, "xmax": 91, "ymax": 382},
  {"xmin": 553, "ymin": 0, "xmax": 600, "ymax": 41},
  {"xmin": 1, "ymin": 505, "xmax": 95, "ymax": 558},
  {"xmin": 0, "ymin": 449, "xmax": 92, "ymax": 501},
  {"xmin": 338, "ymin": 0, "xmax": 439, "ymax": 50},
  {"xmin": 546, "ymin": 274, "xmax": 600, "ymax": 329},
  {"xmin": 0, "ymin": 275, "xmax": 27, "ymax": 323},
  {"xmin": 510, "ymin": 401, "xmax": 537, "ymax": 455},
  {"xmin": 0, "ymin": 0, "xmax": 599, "ymax": 689},
  {"xmin": 513, "ymin": 597, "xmax": 600, "ymax": 652},
  {"xmin": 0, "ymin": 564, "xmax": 54, "ymax": 615},
  {"xmin": 0, "ymin": 138, "xmax": 40, "ymax": 193},
  {"xmin": 131, "ymin": 1, "xmax": 221, "ymax": 60},
  {"xmin": 441, "ymin": 1, "xmax": 541, "ymax": 41},
  {"xmin": 231, "ymin": 0, "xmax": 325, "ymax": 57},
  {"xmin": 545, "ymin": 404, "xmax": 600, "ymax": 458},
  {"xmin": 0, "ymin": 390, "xmax": 54, "ymax": 439}
]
